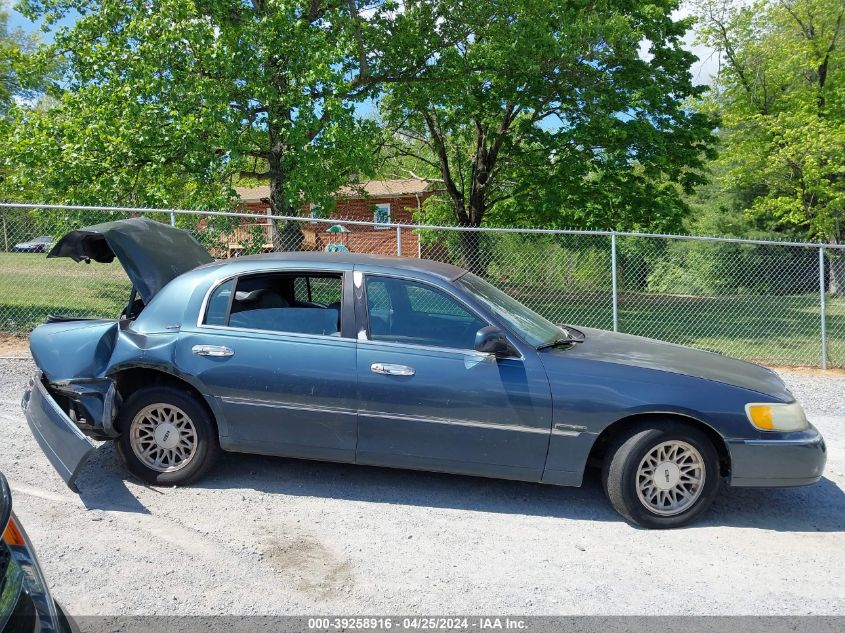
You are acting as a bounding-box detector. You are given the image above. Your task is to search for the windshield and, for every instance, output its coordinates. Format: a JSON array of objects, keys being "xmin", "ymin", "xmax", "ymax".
[{"xmin": 457, "ymin": 273, "xmax": 563, "ymax": 347}]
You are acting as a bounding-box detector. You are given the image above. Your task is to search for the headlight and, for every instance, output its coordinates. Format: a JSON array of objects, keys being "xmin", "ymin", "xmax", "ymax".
[{"xmin": 745, "ymin": 402, "xmax": 808, "ymax": 432}]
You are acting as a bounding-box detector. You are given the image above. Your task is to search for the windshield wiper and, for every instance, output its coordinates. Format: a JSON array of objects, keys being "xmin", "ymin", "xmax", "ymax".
[
  {"xmin": 537, "ymin": 336, "xmax": 584, "ymax": 350},
  {"xmin": 537, "ymin": 325, "xmax": 586, "ymax": 350}
]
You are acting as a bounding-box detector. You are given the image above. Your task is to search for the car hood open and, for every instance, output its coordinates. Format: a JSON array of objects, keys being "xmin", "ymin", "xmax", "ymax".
[{"xmin": 48, "ymin": 217, "xmax": 213, "ymax": 303}]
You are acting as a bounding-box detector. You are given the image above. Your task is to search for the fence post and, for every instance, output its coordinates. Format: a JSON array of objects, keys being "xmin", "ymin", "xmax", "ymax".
[
  {"xmin": 611, "ymin": 231, "xmax": 619, "ymax": 332},
  {"xmin": 820, "ymin": 246, "xmax": 828, "ymax": 370},
  {"xmin": 169, "ymin": 211, "xmax": 176, "ymax": 227},
  {"xmin": 396, "ymin": 225, "xmax": 402, "ymax": 256}
]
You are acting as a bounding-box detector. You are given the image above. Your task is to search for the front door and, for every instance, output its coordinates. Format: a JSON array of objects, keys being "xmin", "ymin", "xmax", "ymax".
[
  {"xmin": 355, "ymin": 273, "xmax": 553, "ymax": 481},
  {"xmin": 180, "ymin": 269, "xmax": 358, "ymax": 462}
]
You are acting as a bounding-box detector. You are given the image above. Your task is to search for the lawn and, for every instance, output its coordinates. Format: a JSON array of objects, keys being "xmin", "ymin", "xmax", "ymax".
[
  {"xmin": 496, "ymin": 286, "xmax": 845, "ymax": 368},
  {"xmin": 0, "ymin": 252, "xmax": 130, "ymax": 332},
  {"xmin": 1, "ymin": 252, "xmax": 843, "ymax": 367}
]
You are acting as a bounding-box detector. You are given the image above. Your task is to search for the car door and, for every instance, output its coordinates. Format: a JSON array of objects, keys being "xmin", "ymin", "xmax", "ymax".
[
  {"xmin": 354, "ymin": 272, "xmax": 553, "ymax": 481},
  {"xmin": 178, "ymin": 268, "xmax": 358, "ymax": 463}
]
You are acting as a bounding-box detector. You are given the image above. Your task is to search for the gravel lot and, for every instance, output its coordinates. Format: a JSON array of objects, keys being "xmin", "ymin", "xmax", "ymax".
[{"xmin": 1, "ymin": 357, "xmax": 843, "ymax": 616}]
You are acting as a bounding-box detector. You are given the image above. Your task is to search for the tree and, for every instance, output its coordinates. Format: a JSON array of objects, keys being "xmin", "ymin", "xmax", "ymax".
[
  {"xmin": 695, "ymin": 0, "xmax": 845, "ymax": 292},
  {"xmin": 378, "ymin": 0, "xmax": 717, "ymax": 271},
  {"xmin": 6, "ymin": 0, "xmax": 384, "ymax": 246},
  {"xmin": 0, "ymin": 3, "xmax": 43, "ymax": 239}
]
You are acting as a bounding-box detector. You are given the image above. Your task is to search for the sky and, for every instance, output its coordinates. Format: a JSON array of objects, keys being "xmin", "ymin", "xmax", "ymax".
[
  {"xmin": 4, "ymin": 1, "xmax": 722, "ymax": 85},
  {"xmin": 675, "ymin": 5, "xmax": 722, "ymax": 86},
  {"xmin": 5, "ymin": 1, "xmax": 77, "ymax": 43}
]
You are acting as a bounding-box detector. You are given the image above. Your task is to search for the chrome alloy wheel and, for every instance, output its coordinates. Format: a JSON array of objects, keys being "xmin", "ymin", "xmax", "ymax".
[
  {"xmin": 129, "ymin": 403, "xmax": 198, "ymax": 473},
  {"xmin": 635, "ymin": 440, "xmax": 706, "ymax": 516}
]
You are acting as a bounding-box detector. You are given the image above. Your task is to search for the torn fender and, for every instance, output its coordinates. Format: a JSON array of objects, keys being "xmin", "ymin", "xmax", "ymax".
[{"xmin": 49, "ymin": 379, "xmax": 121, "ymax": 439}]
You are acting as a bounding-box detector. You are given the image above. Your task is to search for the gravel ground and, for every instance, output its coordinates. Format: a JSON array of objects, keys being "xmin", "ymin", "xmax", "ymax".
[{"xmin": 0, "ymin": 357, "xmax": 843, "ymax": 616}]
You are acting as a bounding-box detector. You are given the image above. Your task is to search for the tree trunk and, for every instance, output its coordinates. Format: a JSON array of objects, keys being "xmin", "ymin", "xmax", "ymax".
[
  {"xmin": 458, "ymin": 185, "xmax": 487, "ymax": 275},
  {"xmin": 459, "ymin": 226, "xmax": 484, "ymax": 275},
  {"xmin": 267, "ymin": 132, "xmax": 303, "ymax": 252}
]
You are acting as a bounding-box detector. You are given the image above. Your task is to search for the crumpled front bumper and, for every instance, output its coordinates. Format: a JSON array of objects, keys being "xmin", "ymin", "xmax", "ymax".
[
  {"xmin": 21, "ymin": 373, "xmax": 96, "ymax": 492},
  {"xmin": 726, "ymin": 423, "xmax": 827, "ymax": 487}
]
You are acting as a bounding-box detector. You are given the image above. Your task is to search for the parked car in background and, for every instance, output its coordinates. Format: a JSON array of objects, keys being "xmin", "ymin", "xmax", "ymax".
[
  {"xmin": 12, "ymin": 236, "xmax": 53, "ymax": 253},
  {"xmin": 21, "ymin": 218, "xmax": 826, "ymax": 528},
  {"xmin": 1, "ymin": 472, "xmax": 77, "ymax": 632}
]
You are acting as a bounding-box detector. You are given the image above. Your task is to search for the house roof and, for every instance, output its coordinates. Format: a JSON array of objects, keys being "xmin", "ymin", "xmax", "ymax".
[{"xmin": 235, "ymin": 179, "xmax": 435, "ymax": 203}]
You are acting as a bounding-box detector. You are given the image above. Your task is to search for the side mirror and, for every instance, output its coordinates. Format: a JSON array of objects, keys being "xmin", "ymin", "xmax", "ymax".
[{"xmin": 474, "ymin": 326, "xmax": 518, "ymax": 358}]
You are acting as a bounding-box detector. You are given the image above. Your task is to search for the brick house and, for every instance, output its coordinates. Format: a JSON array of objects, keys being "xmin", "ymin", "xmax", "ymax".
[{"xmin": 231, "ymin": 179, "xmax": 440, "ymax": 257}]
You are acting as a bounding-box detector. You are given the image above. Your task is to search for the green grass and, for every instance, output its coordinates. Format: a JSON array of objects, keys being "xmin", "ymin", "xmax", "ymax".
[
  {"xmin": 0, "ymin": 252, "xmax": 130, "ymax": 332},
  {"xmin": 501, "ymin": 286, "xmax": 845, "ymax": 367},
  {"xmin": 1, "ymin": 252, "xmax": 843, "ymax": 367}
]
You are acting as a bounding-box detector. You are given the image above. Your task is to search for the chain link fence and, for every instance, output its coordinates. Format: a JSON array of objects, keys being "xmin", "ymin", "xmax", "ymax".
[{"xmin": 1, "ymin": 203, "xmax": 843, "ymax": 368}]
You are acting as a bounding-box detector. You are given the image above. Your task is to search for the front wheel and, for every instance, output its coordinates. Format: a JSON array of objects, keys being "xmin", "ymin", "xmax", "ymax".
[
  {"xmin": 116, "ymin": 386, "xmax": 220, "ymax": 486},
  {"xmin": 602, "ymin": 422, "xmax": 720, "ymax": 528}
]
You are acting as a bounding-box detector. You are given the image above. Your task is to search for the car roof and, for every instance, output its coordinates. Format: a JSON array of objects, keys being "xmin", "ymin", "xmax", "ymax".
[{"xmin": 199, "ymin": 252, "xmax": 469, "ymax": 282}]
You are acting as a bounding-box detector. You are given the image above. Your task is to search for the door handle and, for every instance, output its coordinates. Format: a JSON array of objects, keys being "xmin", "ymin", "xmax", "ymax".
[
  {"xmin": 192, "ymin": 344, "xmax": 234, "ymax": 357},
  {"xmin": 371, "ymin": 363, "xmax": 415, "ymax": 377}
]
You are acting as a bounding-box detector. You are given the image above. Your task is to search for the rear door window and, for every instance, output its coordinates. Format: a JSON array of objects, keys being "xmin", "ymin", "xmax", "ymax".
[{"xmin": 204, "ymin": 272, "xmax": 344, "ymax": 336}]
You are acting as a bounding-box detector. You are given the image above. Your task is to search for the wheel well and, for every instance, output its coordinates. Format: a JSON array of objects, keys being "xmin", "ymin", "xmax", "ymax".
[
  {"xmin": 110, "ymin": 367, "xmax": 217, "ymax": 432},
  {"xmin": 587, "ymin": 413, "xmax": 731, "ymax": 477}
]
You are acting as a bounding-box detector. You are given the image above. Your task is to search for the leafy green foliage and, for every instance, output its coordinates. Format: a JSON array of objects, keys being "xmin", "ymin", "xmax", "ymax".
[
  {"xmin": 4, "ymin": 0, "xmax": 381, "ymax": 216},
  {"xmin": 695, "ymin": 0, "xmax": 845, "ymax": 238},
  {"xmin": 379, "ymin": 0, "xmax": 717, "ymax": 240},
  {"xmin": 695, "ymin": 0, "xmax": 845, "ymax": 291}
]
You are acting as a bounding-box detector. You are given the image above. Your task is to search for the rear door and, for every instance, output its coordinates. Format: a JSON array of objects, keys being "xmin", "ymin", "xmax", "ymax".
[
  {"xmin": 354, "ymin": 272, "xmax": 553, "ymax": 481},
  {"xmin": 179, "ymin": 268, "xmax": 358, "ymax": 462}
]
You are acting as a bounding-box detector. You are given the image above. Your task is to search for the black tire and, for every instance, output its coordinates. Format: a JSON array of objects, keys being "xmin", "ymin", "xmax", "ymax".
[
  {"xmin": 115, "ymin": 385, "xmax": 220, "ymax": 486},
  {"xmin": 602, "ymin": 421, "xmax": 721, "ymax": 528}
]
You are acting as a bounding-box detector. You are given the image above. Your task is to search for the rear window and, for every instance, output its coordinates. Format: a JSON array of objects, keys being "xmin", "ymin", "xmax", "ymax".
[{"xmin": 203, "ymin": 272, "xmax": 343, "ymax": 337}]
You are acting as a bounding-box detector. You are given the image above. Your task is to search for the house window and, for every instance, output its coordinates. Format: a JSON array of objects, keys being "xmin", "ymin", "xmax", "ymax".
[{"xmin": 373, "ymin": 203, "xmax": 391, "ymax": 228}]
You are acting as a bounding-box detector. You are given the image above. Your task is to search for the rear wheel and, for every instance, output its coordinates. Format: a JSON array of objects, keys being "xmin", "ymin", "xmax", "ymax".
[
  {"xmin": 602, "ymin": 422, "xmax": 720, "ymax": 528},
  {"xmin": 116, "ymin": 386, "xmax": 219, "ymax": 485}
]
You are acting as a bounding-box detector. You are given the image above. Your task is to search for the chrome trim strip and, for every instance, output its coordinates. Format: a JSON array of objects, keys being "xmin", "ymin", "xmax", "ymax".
[
  {"xmin": 554, "ymin": 422, "xmax": 587, "ymax": 432},
  {"xmin": 220, "ymin": 396, "xmax": 358, "ymax": 417},
  {"xmin": 220, "ymin": 396, "xmax": 550, "ymax": 435},
  {"xmin": 727, "ymin": 437, "xmax": 823, "ymax": 446},
  {"xmin": 357, "ymin": 337, "xmax": 496, "ymax": 359},
  {"xmin": 359, "ymin": 409, "xmax": 550, "ymax": 434},
  {"xmin": 195, "ymin": 323, "xmax": 353, "ymax": 343}
]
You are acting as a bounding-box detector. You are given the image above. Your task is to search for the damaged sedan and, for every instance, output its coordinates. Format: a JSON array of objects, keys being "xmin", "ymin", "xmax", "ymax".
[{"xmin": 22, "ymin": 218, "xmax": 826, "ymax": 528}]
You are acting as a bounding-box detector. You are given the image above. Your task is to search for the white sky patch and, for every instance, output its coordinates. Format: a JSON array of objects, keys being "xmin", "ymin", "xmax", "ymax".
[
  {"xmin": 638, "ymin": 3, "xmax": 721, "ymax": 86},
  {"xmin": 676, "ymin": 3, "xmax": 721, "ymax": 86}
]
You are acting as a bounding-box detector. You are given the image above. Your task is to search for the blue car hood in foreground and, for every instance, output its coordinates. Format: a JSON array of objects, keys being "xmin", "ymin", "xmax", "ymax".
[{"xmin": 550, "ymin": 327, "xmax": 793, "ymax": 401}]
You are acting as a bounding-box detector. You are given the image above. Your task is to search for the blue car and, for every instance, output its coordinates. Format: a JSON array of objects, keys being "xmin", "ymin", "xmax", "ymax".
[{"xmin": 22, "ymin": 218, "xmax": 826, "ymax": 528}]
